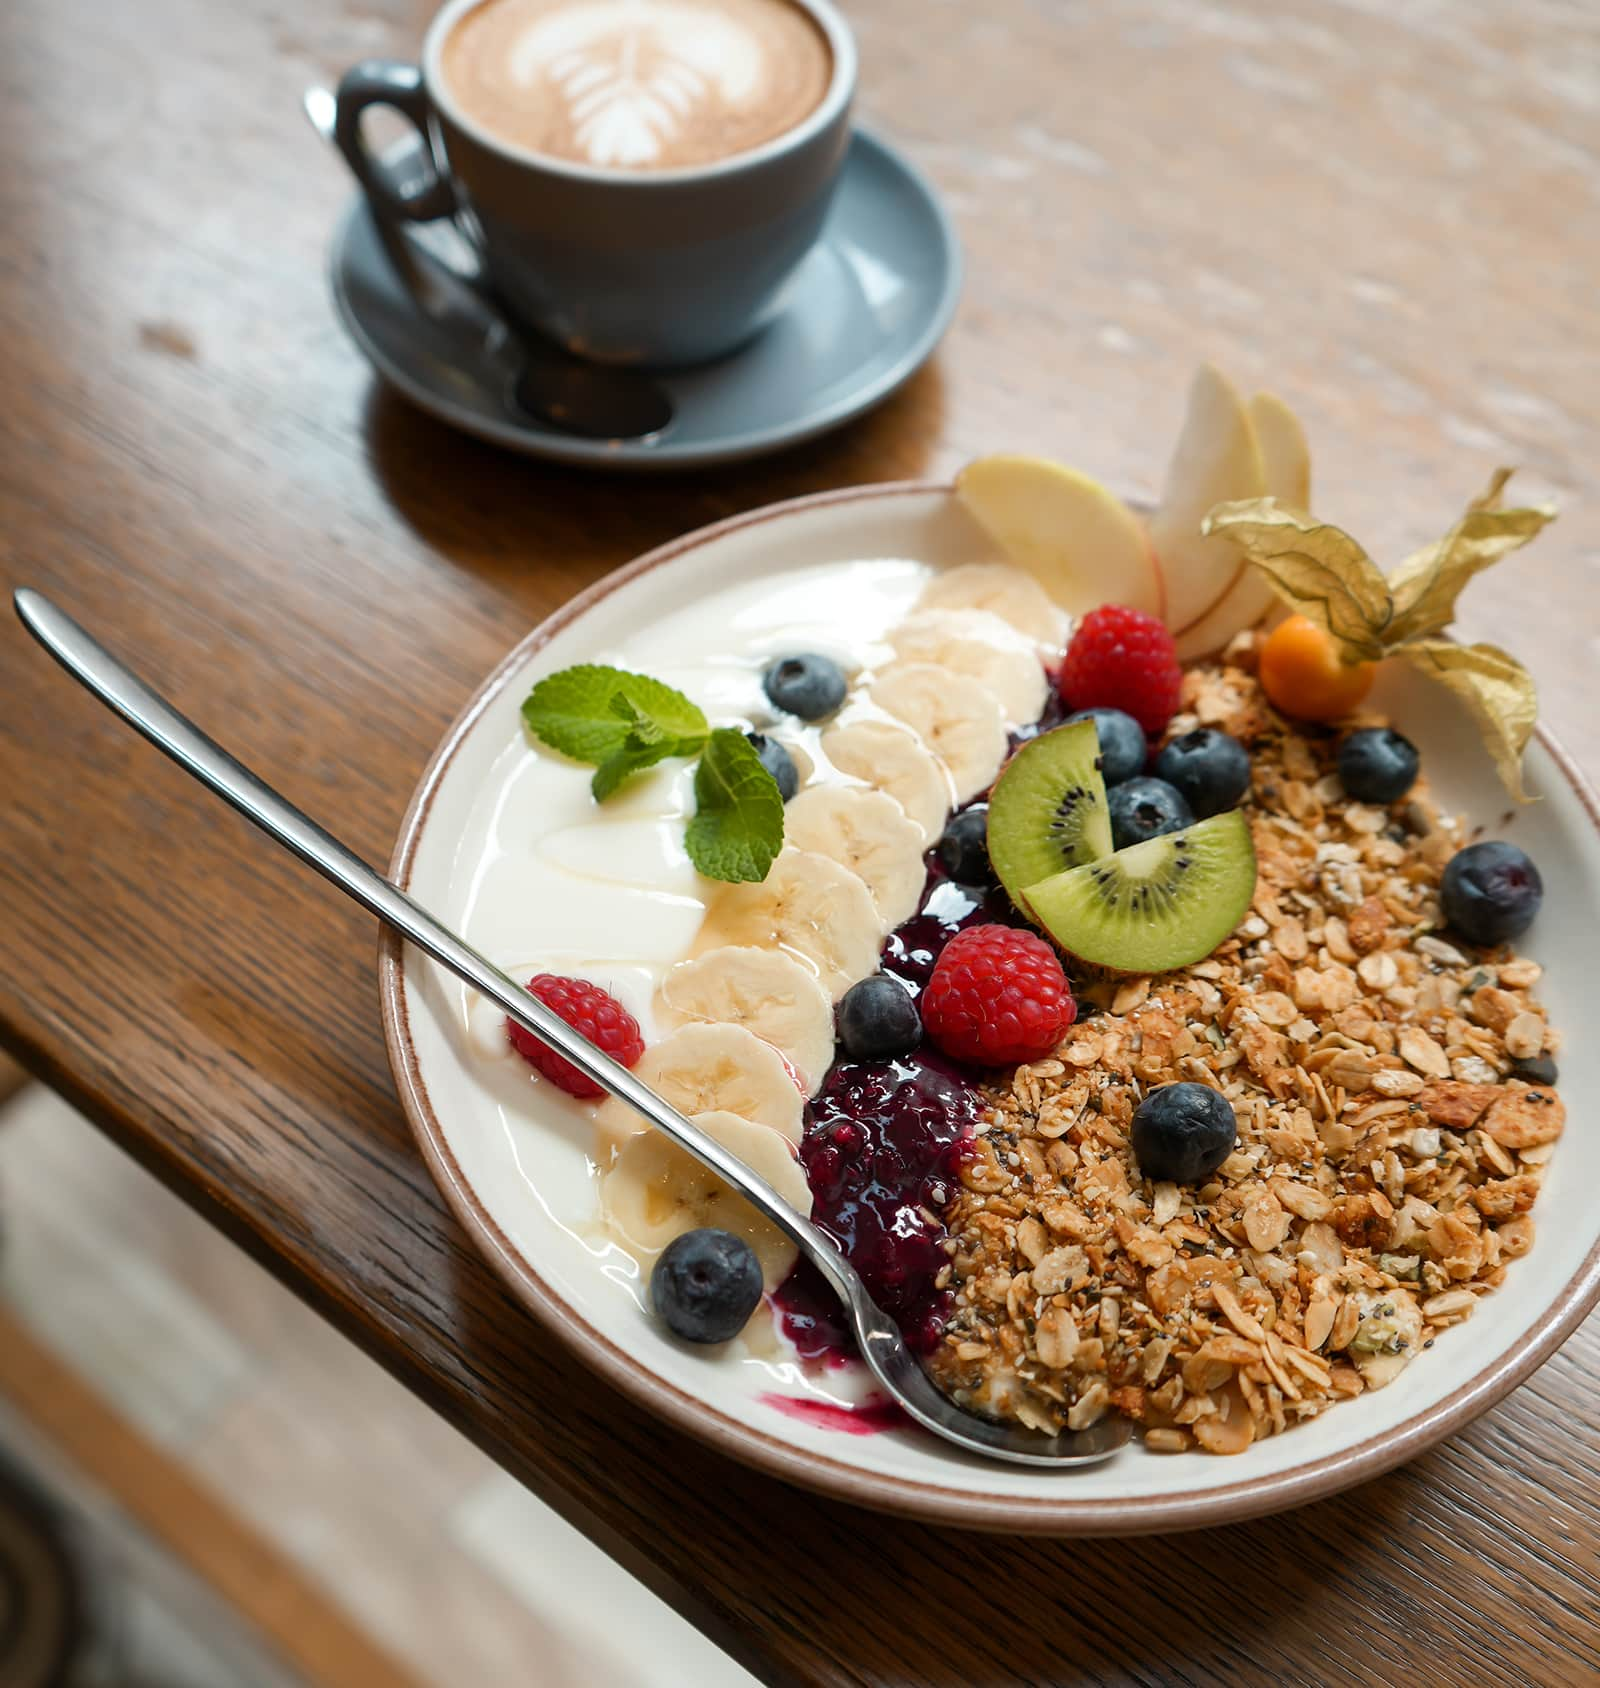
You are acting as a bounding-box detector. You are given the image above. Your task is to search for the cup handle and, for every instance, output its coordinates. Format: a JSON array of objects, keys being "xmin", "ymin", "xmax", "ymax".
[{"xmin": 333, "ymin": 61, "xmax": 457, "ymax": 222}]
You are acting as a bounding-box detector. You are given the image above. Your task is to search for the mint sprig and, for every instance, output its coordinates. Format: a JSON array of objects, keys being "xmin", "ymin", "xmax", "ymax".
[
  {"xmin": 587, "ymin": 690, "xmax": 684, "ymax": 800},
  {"xmin": 521, "ymin": 664, "xmax": 784, "ymax": 882},
  {"xmin": 521, "ymin": 663, "xmax": 710, "ymax": 801},
  {"xmin": 591, "ymin": 736, "xmax": 679, "ymax": 802},
  {"xmin": 521, "ymin": 665, "xmax": 709, "ymax": 767}
]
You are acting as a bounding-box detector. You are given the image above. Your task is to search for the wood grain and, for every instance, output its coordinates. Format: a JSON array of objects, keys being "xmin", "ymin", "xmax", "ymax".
[
  {"xmin": 0, "ymin": 1307, "xmax": 423, "ymax": 1688},
  {"xmin": 0, "ymin": 0, "xmax": 1597, "ymax": 1683},
  {"xmin": 0, "ymin": 1052, "xmax": 25, "ymax": 1108}
]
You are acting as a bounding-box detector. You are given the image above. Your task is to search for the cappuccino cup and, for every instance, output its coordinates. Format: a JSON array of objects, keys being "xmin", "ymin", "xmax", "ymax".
[{"xmin": 334, "ymin": 0, "xmax": 856, "ymax": 367}]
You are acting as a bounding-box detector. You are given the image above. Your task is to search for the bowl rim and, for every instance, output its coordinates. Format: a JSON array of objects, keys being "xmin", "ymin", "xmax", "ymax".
[{"xmin": 378, "ymin": 479, "xmax": 1600, "ymax": 1534}]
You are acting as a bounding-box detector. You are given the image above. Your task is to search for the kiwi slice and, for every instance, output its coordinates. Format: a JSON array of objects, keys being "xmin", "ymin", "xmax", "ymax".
[
  {"xmin": 989, "ymin": 720, "xmax": 1115, "ymax": 910},
  {"xmin": 1022, "ymin": 810, "xmax": 1258, "ymax": 974}
]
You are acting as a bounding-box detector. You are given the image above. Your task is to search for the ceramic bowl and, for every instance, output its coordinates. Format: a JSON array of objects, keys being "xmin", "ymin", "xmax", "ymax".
[{"xmin": 380, "ymin": 483, "xmax": 1600, "ymax": 1533}]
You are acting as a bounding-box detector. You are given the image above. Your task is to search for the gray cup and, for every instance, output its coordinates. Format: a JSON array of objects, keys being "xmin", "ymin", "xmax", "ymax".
[{"xmin": 333, "ymin": 0, "xmax": 857, "ymax": 368}]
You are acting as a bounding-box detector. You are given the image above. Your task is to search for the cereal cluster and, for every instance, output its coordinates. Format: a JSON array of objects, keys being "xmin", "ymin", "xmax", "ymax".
[{"xmin": 927, "ymin": 640, "xmax": 1563, "ymax": 1454}]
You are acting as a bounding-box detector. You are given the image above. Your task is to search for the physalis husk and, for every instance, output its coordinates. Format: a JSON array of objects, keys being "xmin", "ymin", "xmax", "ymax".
[{"xmin": 1203, "ymin": 471, "xmax": 1554, "ymax": 800}]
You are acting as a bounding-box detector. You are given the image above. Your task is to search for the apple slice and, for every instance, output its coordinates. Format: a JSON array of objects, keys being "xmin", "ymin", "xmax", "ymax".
[
  {"xmin": 1148, "ymin": 365, "xmax": 1267, "ymax": 650},
  {"xmin": 955, "ymin": 455, "xmax": 1165, "ymax": 619},
  {"xmin": 1172, "ymin": 389, "xmax": 1312, "ymax": 660},
  {"xmin": 1251, "ymin": 390, "xmax": 1311, "ymax": 508}
]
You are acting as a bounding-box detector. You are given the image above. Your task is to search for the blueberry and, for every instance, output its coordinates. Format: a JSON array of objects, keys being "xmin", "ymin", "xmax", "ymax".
[
  {"xmin": 1065, "ymin": 707, "xmax": 1146, "ymax": 786},
  {"xmin": 1337, "ymin": 728, "xmax": 1420, "ymax": 805},
  {"xmin": 1130, "ymin": 1082, "xmax": 1238, "ymax": 1185},
  {"xmin": 763, "ymin": 653, "xmax": 846, "ymax": 721},
  {"xmin": 937, "ymin": 805, "xmax": 993, "ymax": 885},
  {"xmin": 650, "ymin": 1228, "xmax": 764, "ymax": 1344},
  {"xmin": 837, "ymin": 974, "xmax": 922, "ymax": 1059},
  {"xmin": 745, "ymin": 732, "xmax": 799, "ymax": 801},
  {"xmin": 1107, "ymin": 776, "xmax": 1194, "ymax": 850},
  {"xmin": 1440, "ymin": 840, "xmax": 1543, "ymax": 946},
  {"xmin": 1511, "ymin": 1053, "xmax": 1558, "ymax": 1086},
  {"xmin": 1152, "ymin": 728, "xmax": 1251, "ymax": 818}
]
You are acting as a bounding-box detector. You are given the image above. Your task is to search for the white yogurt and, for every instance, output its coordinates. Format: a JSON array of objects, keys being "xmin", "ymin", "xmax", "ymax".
[{"xmin": 450, "ymin": 558, "xmax": 934, "ymax": 1056}]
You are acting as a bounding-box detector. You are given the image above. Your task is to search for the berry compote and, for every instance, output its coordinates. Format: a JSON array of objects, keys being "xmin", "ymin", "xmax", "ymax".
[
  {"xmin": 777, "ymin": 699, "xmax": 1069, "ymax": 1363},
  {"xmin": 776, "ymin": 838, "xmax": 1008, "ymax": 1359},
  {"xmin": 879, "ymin": 833, "xmax": 1024, "ymax": 996},
  {"xmin": 775, "ymin": 1048, "xmax": 982, "ymax": 1360}
]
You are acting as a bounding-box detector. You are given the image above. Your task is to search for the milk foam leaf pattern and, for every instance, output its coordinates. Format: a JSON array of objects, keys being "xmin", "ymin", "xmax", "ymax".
[
  {"xmin": 514, "ymin": 1, "xmax": 766, "ymax": 170},
  {"xmin": 1384, "ymin": 470, "xmax": 1556, "ymax": 644},
  {"xmin": 686, "ymin": 728, "xmax": 785, "ymax": 884},
  {"xmin": 522, "ymin": 663, "xmax": 707, "ymax": 769},
  {"xmin": 1200, "ymin": 501, "xmax": 1393, "ymax": 661},
  {"xmin": 1398, "ymin": 640, "xmax": 1538, "ymax": 804}
]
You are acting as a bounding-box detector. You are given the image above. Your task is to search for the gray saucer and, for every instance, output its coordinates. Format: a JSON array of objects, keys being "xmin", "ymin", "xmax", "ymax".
[{"xmin": 329, "ymin": 127, "xmax": 961, "ymax": 469}]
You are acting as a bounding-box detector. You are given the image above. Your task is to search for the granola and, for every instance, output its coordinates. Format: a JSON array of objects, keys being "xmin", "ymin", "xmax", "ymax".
[{"xmin": 927, "ymin": 635, "xmax": 1564, "ymax": 1454}]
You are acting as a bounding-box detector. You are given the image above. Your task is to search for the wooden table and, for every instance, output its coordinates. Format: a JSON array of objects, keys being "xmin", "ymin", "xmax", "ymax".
[{"xmin": 3, "ymin": 0, "xmax": 1597, "ymax": 1681}]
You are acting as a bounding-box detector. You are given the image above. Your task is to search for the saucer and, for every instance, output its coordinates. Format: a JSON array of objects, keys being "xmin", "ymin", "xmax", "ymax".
[{"xmin": 328, "ymin": 128, "xmax": 961, "ymax": 469}]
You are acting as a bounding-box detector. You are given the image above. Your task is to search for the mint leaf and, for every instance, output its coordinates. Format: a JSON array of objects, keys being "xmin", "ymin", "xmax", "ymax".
[
  {"xmin": 606, "ymin": 673, "xmax": 707, "ymax": 748},
  {"xmin": 609, "ymin": 693, "xmax": 668, "ymax": 747},
  {"xmin": 522, "ymin": 664, "xmax": 707, "ymax": 767},
  {"xmin": 685, "ymin": 728, "xmax": 784, "ymax": 883},
  {"xmin": 591, "ymin": 735, "xmax": 678, "ymax": 802},
  {"xmin": 522, "ymin": 665, "xmax": 635, "ymax": 763},
  {"xmin": 591, "ymin": 689, "xmax": 713, "ymax": 800}
]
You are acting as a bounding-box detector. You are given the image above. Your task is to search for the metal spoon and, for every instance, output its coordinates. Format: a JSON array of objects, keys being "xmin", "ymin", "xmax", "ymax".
[
  {"xmin": 302, "ymin": 86, "xmax": 674, "ymax": 444},
  {"xmin": 13, "ymin": 589, "xmax": 1129, "ymax": 1470}
]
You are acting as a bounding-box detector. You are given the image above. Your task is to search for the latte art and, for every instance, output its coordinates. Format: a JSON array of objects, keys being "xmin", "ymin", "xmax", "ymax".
[
  {"xmin": 443, "ymin": 0, "xmax": 833, "ymax": 171},
  {"xmin": 514, "ymin": 2, "xmax": 762, "ymax": 168}
]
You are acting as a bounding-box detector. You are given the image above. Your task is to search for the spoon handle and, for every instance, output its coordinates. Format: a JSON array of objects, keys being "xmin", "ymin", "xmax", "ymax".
[{"xmin": 12, "ymin": 588, "xmax": 855, "ymax": 1298}]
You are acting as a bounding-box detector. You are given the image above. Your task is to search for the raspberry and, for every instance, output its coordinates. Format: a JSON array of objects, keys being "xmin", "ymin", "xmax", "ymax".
[
  {"xmin": 1058, "ymin": 605, "xmax": 1183, "ymax": 736},
  {"xmin": 921, "ymin": 925, "xmax": 1076, "ymax": 1066},
  {"xmin": 507, "ymin": 975, "xmax": 645, "ymax": 1099}
]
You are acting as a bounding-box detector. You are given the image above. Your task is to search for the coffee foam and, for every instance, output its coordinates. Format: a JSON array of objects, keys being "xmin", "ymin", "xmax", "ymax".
[{"xmin": 442, "ymin": 0, "xmax": 832, "ymax": 171}]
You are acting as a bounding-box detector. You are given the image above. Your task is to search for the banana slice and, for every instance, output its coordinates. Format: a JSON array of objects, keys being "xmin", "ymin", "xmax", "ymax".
[
  {"xmin": 657, "ymin": 946, "xmax": 835, "ymax": 1095},
  {"xmin": 783, "ymin": 785, "xmax": 926, "ymax": 931},
  {"xmin": 819, "ymin": 720, "xmax": 952, "ymax": 846},
  {"xmin": 870, "ymin": 662, "xmax": 1009, "ymax": 805},
  {"xmin": 595, "ymin": 1021, "xmax": 804, "ymax": 1158},
  {"xmin": 915, "ymin": 561, "xmax": 1068, "ymax": 654},
  {"xmin": 886, "ymin": 608, "xmax": 1049, "ymax": 727},
  {"xmin": 602, "ymin": 1109, "xmax": 812, "ymax": 1293},
  {"xmin": 696, "ymin": 848, "xmax": 881, "ymax": 999}
]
